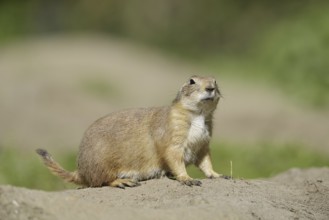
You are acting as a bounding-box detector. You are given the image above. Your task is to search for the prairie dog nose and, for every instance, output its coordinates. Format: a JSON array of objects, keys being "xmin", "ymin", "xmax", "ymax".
[{"xmin": 205, "ymin": 87, "xmax": 215, "ymax": 92}]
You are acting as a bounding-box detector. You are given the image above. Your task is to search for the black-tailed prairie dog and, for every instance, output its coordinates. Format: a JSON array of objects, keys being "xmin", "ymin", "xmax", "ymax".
[{"xmin": 37, "ymin": 75, "xmax": 222, "ymax": 188}]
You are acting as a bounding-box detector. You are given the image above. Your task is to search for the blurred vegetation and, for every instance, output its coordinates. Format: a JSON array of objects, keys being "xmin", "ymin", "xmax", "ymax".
[
  {"xmin": 254, "ymin": 6, "xmax": 329, "ymax": 107},
  {"xmin": 0, "ymin": 143, "xmax": 328, "ymax": 191},
  {"xmin": 0, "ymin": 0, "xmax": 328, "ymax": 107},
  {"xmin": 205, "ymin": 4, "xmax": 329, "ymax": 107},
  {"xmin": 0, "ymin": 147, "xmax": 77, "ymax": 191},
  {"xmin": 189, "ymin": 142, "xmax": 329, "ymax": 179},
  {"xmin": 79, "ymin": 76, "xmax": 119, "ymax": 100}
]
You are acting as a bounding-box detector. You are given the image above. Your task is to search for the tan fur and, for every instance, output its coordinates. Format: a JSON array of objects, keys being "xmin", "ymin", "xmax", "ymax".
[
  {"xmin": 36, "ymin": 75, "xmax": 222, "ymax": 188},
  {"xmin": 36, "ymin": 149, "xmax": 84, "ymax": 185}
]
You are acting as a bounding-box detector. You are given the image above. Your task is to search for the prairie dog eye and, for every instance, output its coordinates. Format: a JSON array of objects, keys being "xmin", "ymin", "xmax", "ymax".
[{"xmin": 189, "ymin": 79, "xmax": 196, "ymax": 85}]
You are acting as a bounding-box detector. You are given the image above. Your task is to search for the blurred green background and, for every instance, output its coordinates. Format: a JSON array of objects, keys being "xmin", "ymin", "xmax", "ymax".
[
  {"xmin": 0, "ymin": 0, "xmax": 328, "ymax": 190},
  {"xmin": 1, "ymin": 0, "xmax": 328, "ymax": 106}
]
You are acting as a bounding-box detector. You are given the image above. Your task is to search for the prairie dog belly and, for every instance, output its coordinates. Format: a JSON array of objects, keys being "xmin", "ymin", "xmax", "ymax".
[
  {"xmin": 184, "ymin": 115, "xmax": 210, "ymax": 164},
  {"xmin": 187, "ymin": 115, "xmax": 209, "ymax": 142},
  {"xmin": 117, "ymin": 168, "xmax": 166, "ymax": 181}
]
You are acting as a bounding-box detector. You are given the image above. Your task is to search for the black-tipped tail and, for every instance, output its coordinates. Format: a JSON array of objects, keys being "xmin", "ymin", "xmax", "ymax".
[
  {"xmin": 35, "ymin": 148, "xmax": 84, "ymax": 186},
  {"xmin": 36, "ymin": 148, "xmax": 51, "ymax": 159}
]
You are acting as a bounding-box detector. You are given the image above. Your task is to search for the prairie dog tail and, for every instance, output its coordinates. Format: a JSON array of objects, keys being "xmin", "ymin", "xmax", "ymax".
[{"xmin": 36, "ymin": 149, "xmax": 84, "ymax": 186}]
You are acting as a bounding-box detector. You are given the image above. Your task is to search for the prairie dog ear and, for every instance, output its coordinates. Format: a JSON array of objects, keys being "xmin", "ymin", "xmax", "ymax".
[{"xmin": 189, "ymin": 75, "xmax": 199, "ymax": 85}]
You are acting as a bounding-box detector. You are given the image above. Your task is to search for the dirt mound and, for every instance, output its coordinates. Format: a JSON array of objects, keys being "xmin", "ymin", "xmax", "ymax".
[{"xmin": 1, "ymin": 168, "xmax": 328, "ymax": 220}]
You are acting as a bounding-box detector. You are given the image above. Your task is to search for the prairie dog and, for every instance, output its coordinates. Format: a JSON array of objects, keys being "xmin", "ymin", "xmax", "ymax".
[{"xmin": 36, "ymin": 75, "xmax": 222, "ymax": 188}]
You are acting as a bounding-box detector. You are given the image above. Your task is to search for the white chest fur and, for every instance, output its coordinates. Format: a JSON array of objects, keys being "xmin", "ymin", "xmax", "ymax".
[
  {"xmin": 184, "ymin": 115, "xmax": 210, "ymax": 163},
  {"xmin": 187, "ymin": 115, "xmax": 209, "ymax": 141}
]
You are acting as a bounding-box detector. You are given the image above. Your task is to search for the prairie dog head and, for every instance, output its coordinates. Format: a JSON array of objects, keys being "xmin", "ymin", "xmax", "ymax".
[{"xmin": 173, "ymin": 75, "xmax": 220, "ymax": 115}]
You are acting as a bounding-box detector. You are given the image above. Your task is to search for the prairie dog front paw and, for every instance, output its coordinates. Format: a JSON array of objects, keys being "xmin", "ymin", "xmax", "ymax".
[{"xmin": 177, "ymin": 176, "xmax": 202, "ymax": 186}]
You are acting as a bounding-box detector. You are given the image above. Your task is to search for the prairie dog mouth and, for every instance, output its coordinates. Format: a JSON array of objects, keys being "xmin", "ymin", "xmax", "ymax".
[{"xmin": 203, "ymin": 97, "xmax": 214, "ymax": 101}]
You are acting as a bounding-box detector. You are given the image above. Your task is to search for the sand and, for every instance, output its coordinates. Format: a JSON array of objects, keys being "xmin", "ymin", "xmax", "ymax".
[{"xmin": 1, "ymin": 167, "xmax": 328, "ymax": 220}]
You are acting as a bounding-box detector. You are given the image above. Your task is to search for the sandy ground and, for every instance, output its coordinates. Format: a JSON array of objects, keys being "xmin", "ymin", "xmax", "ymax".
[
  {"xmin": 0, "ymin": 35, "xmax": 328, "ymax": 154},
  {"xmin": 1, "ymin": 167, "xmax": 328, "ymax": 220}
]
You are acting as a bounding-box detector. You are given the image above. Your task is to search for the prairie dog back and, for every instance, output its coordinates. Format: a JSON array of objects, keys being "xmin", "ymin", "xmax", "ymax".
[{"xmin": 37, "ymin": 75, "xmax": 222, "ymax": 188}]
